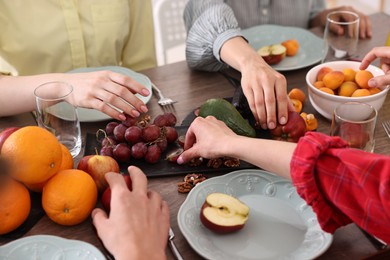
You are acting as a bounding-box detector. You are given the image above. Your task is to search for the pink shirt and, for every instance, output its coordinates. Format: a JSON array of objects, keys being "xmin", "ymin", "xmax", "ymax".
[{"xmin": 291, "ymin": 132, "xmax": 390, "ymax": 244}]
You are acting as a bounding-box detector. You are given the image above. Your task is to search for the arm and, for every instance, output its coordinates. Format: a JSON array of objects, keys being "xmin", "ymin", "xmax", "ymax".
[
  {"xmin": 360, "ymin": 46, "xmax": 390, "ymax": 89},
  {"xmin": 92, "ymin": 167, "xmax": 170, "ymax": 260},
  {"xmin": 178, "ymin": 116, "xmax": 390, "ymax": 243},
  {"xmin": 184, "ymin": 0, "xmax": 289, "ymax": 129},
  {"xmin": 0, "ymin": 71, "xmax": 150, "ymax": 120}
]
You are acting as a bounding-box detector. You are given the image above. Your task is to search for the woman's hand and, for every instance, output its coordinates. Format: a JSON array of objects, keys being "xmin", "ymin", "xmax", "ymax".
[
  {"xmin": 360, "ymin": 46, "xmax": 390, "ymax": 89},
  {"xmin": 92, "ymin": 167, "xmax": 169, "ymax": 260},
  {"xmin": 64, "ymin": 70, "xmax": 150, "ymax": 121}
]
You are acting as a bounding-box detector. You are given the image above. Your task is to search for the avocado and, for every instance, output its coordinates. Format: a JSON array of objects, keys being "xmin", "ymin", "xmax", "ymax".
[{"xmin": 199, "ymin": 98, "xmax": 256, "ymax": 138}]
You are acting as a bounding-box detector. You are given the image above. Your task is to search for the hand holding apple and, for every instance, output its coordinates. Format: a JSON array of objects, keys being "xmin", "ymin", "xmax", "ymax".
[
  {"xmin": 270, "ymin": 111, "xmax": 307, "ymax": 142},
  {"xmin": 77, "ymin": 155, "xmax": 120, "ymax": 193},
  {"xmin": 101, "ymin": 174, "xmax": 132, "ymax": 213},
  {"xmin": 200, "ymin": 193, "xmax": 249, "ymax": 233}
]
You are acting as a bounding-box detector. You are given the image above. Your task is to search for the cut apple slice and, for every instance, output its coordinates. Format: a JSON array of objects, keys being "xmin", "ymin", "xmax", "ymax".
[
  {"xmin": 200, "ymin": 192, "xmax": 249, "ymax": 233},
  {"xmin": 257, "ymin": 44, "xmax": 287, "ymax": 65}
]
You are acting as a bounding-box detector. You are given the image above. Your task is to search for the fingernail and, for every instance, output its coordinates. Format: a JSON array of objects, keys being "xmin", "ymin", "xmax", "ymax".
[
  {"xmin": 261, "ymin": 123, "xmax": 267, "ymax": 129},
  {"xmin": 119, "ymin": 114, "xmax": 126, "ymax": 121},
  {"xmin": 141, "ymin": 105, "xmax": 148, "ymax": 113},
  {"xmin": 142, "ymin": 88, "xmax": 150, "ymax": 96},
  {"xmin": 279, "ymin": 116, "xmax": 287, "ymax": 125},
  {"xmin": 131, "ymin": 110, "xmax": 140, "ymax": 117},
  {"xmin": 368, "ymin": 79, "xmax": 377, "ymax": 87},
  {"xmin": 268, "ymin": 122, "xmax": 275, "ymax": 129},
  {"xmin": 177, "ymin": 156, "xmax": 183, "ymax": 164}
]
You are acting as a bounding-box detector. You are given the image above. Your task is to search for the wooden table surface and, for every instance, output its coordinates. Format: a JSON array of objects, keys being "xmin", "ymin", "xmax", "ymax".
[{"xmin": 1, "ymin": 12, "xmax": 389, "ymax": 260}]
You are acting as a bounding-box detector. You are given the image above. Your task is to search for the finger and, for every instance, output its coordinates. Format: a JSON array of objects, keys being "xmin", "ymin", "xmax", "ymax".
[
  {"xmin": 275, "ymin": 88, "xmax": 288, "ymax": 126},
  {"xmin": 242, "ymin": 86, "xmax": 259, "ymax": 124},
  {"xmin": 261, "ymin": 85, "xmax": 276, "ymax": 129},
  {"xmin": 91, "ymin": 208, "xmax": 108, "ymax": 231},
  {"xmin": 360, "ymin": 47, "xmax": 390, "ymax": 70},
  {"xmin": 108, "ymin": 72, "xmax": 150, "ymax": 97},
  {"xmin": 128, "ymin": 166, "xmax": 148, "ymax": 193},
  {"xmin": 183, "ymin": 118, "xmax": 201, "ymax": 150},
  {"xmin": 248, "ymin": 86, "xmax": 266, "ymax": 129},
  {"xmin": 177, "ymin": 146, "xmax": 200, "ymax": 164},
  {"xmin": 368, "ymin": 75, "xmax": 390, "ymax": 90}
]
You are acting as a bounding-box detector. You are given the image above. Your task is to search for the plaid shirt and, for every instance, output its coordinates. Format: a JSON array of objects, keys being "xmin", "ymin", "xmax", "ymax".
[{"xmin": 291, "ymin": 132, "xmax": 390, "ymax": 244}]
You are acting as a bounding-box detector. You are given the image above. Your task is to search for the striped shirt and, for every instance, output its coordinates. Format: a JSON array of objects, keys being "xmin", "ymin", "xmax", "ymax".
[
  {"xmin": 184, "ymin": 0, "xmax": 325, "ymax": 71},
  {"xmin": 291, "ymin": 132, "xmax": 390, "ymax": 243}
]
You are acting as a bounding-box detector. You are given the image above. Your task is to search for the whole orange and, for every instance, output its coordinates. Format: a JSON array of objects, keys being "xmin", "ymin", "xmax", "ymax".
[
  {"xmin": 1, "ymin": 126, "xmax": 62, "ymax": 185},
  {"xmin": 0, "ymin": 177, "xmax": 31, "ymax": 235},
  {"xmin": 58, "ymin": 143, "xmax": 74, "ymax": 171},
  {"xmin": 42, "ymin": 169, "xmax": 98, "ymax": 226}
]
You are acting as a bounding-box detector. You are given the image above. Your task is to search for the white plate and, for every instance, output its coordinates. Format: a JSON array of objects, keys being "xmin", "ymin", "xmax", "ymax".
[
  {"xmin": 241, "ymin": 25, "xmax": 323, "ymax": 71},
  {"xmin": 0, "ymin": 235, "xmax": 105, "ymax": 260},
  {"xmin": 68, "ymin": 66, "xmax": 152, "ymax": 122},
  {"xmin": 178, "ymin": 169, "xmax": 333, "ymax": 260}
]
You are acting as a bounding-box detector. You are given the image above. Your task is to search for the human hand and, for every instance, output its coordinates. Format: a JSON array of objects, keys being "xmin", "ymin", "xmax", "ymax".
[
  {"xmin": 63, "ymin": 70, "xmax": 150, "ymax": 121},
  {"xmin": 240, "ymin": 54, "xmax": 289, "ymax": 129},
  {"xmin": 360, "ymin": 46, "xmax": 390, "ymax": 89},
  {"xmin": 177, "ymin": 116, "xmax": 239, "ymax": 164},
  {"xmin": 315, "ymin": 6, "xmax": 372, "ymax": 39},
  {"xmin": 91, "ymin": 167, "xmax": 169, "ymax": 260}
]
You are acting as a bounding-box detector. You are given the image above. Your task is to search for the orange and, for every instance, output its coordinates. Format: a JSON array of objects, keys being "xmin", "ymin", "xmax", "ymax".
[
  {"xmin": 290, "ymin": 99, "xmax": 303, "ymax": 113},
  {"xmin": 1, "ymin": 126, "xmax": 62, "ymax": 185},
  {"xmin": 42, "ymin": 169, "xmax": 98, "ymax": 226},
  {"xmin": 288, "ymin": 88, "xmax": 306, "ymax": 103},
  {"xmin": 0, "ymin": 176, "xmax": 31, "ymax": 235},
  {"xmin": 58, "ymin": 143, "xmax": 74, "ymax": 171}
]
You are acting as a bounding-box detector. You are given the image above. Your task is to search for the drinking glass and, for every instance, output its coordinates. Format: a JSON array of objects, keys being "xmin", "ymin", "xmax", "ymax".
[
  {"xmin": 34, "ymin": 81, "xmax": 82, "ymax": 158},
  {"xmin": 330, "ymin": 101, "xmax": 377, "ymax": 152},
  {"xmin": 322, "ymin": 11, "xmax": 360, "ymax": 62}
]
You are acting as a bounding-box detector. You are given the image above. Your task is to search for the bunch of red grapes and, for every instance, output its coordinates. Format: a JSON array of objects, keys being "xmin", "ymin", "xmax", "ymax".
[{"xmin": 99, "ymin": 112, "xmax": 179, "ymax": 164}]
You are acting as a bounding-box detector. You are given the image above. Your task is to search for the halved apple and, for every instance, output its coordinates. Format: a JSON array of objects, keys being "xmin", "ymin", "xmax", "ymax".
[
  {"xmin": 200, "ymin": 193, "xmax": 249, "ymax": 233},
  {"xmin": 257, "ymin": 44, "xmax": 287, "ymax": 65}
]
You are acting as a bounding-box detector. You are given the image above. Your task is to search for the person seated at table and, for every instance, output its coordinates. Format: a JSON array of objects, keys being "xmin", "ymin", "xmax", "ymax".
[
  {"xmin": 184, "ymin": 0, "xmax": 372, "ymax": 130},
  {"xmin": 0, "ymin": 0, "xmax": 154, "ymax": 120},
  {"xmin": 92, "ymin": 167, "xmax": 170, "ymax": 260}
]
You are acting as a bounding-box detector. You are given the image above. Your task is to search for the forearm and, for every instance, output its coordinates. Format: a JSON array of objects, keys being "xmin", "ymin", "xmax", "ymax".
[
  {"xmin": 226, "ymin": 135, "xmax": 295, "ymax": 180},
  {"xmin": 0, "ymin": 73, "xmax": 65, "ymax": 116}
]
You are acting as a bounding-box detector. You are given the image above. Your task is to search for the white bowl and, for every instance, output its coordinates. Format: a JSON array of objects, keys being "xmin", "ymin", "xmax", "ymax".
[{"xmin": 306, "ymin": 61, "xmax": 388, "ymax": 120}]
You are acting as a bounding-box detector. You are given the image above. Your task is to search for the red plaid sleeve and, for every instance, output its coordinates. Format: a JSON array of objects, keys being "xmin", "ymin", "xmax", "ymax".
[{"xmin": 291, "ymin": 132, "xmax": 390, "ymax": 244}]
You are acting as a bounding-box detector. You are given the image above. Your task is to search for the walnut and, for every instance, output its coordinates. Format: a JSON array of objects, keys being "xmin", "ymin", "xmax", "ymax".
[
  {"xmin": 207, "ymin": 158, "xmax": 223, "ymax": 168},
  {"xmin": 137, "ymin": 114, "xmax": 151, "ymax": 127},
  {"xmin": 189, "ymin": 157, "xmax": 203, "ymax": 167},
  {"xmin": 177, "ymin": 181, "xmax": 193, "ymax": 193},
  {"xmin": 223, "ymin": 157, "xmax": 240, "ymax": 167}
]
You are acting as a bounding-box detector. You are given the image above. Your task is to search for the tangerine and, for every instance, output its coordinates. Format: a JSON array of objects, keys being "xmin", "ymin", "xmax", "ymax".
[
  {"xmin": 42, "ymin": 169, "xmax": 98, "ymax": 226},
  {"xmin": 1, "ymin": 126, "xmax": 62, "ymax": 185},
  {"xmin": 0, "ymin": 177, "xmax": 31, "ymax": 235}
]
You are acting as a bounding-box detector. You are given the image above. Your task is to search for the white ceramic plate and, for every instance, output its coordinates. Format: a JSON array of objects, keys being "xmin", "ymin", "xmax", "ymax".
[
  {"xmin": 178, "ymin": 169, "xmax": 333, "ymax": 260},
  {"xmin": 0, "ymin": 235, "xmax": 105, "ymax": 260},
  {"xmin": 241, "ymin": 25, "xmax": 323, "ymax": 71},
  {"xmin": 68, "ymin": 66, "xmax": 152, "ymax": 122}
]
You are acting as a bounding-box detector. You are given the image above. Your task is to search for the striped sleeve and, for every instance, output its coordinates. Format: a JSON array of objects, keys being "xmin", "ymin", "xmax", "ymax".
[{"xmin": 184, "ymin": 0, "xmax": 242, "ymax": 71}]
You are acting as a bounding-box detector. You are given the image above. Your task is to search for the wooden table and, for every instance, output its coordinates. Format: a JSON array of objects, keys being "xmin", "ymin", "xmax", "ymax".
[{"xmin": 1, "ymin": 12, "xmax": 389, "ymax": 260}]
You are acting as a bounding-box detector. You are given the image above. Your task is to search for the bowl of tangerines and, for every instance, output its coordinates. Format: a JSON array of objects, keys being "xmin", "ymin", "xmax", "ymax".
[{"xmin": 306, "ymin": 61, "xmax": 388, "ymax": 120}]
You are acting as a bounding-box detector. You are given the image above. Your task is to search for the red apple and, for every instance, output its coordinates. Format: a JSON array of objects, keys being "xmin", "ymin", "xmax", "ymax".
[
  {"xmin": 101, "ymin": 175, "xmax": 132, "ymax": 213},
  {"xmin": 77, "ymin": 155, "xmax": 120, "ymax": 193},
  {"xmin": 200, "ymin": 193, "xmax": 249, "ymax": 234},
  {"xmin": 0, "ymin": 127, "xmax": 20, "ymax": 153},
  {"xmin": 257, "ymin": 44, "xmax": 286, "ymax": 65},
  {"xmin": 270, "ymin": 111, "xmax": 306, "ymax": 142}
]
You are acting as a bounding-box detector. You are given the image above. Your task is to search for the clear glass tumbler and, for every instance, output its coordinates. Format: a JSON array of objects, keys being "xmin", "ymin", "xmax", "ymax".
[{"xmin": 34, "ymin": 81, "xmax": 82, "ymax": 158}]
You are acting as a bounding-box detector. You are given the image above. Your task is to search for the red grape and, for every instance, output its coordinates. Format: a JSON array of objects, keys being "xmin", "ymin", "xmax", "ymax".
[
  {"xmin": 105, "ymin": 122, "xmax": 119, "ymax": 136},
  {"xmin": 153, "ymin": 114, "xmax": 169, "ymax": 127},
  {"xmin": 142, "ymin": 124, "xmax": 161, "ymax": 142},
  {"xmin": 163, "ymin": 126, "xmax": 178, "ymax": 143},
  {"xmin": 131, "ymin": 142, "xmax": 148, "ymax": 159},
  {"xmin": 156, "ymin": 137, "xmax": 168, "ymax": 152},
  {"xmin": 164, "ymin": 113, "xmax": 177, "ymax": 126},
  {"xmin": 125, "ymin": 126, "xmax": 143, "ymax": 144},
  {"xmin": 113, "ymin": 124, "xmax": 128, "ymax": 142},
  {"xmin": 113, "ymin": 143, "xmax": 132, "ymax": 162},
  {"xmin": 122, "ymin": 114, "xmax": 137, "ymax": 127},
  {"xmin": 145, "ymin": 144, "xmax": 161, "ymax": 164},
  {"xmin": 101, "ymin": 136, "xmax": 117, "ymax": 147},
  {"xmin": 100, "ymin": 146, "xmax": 114, "ymax": 157}
]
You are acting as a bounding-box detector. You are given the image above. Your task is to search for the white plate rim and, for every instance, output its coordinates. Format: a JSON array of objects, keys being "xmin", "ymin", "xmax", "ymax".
[
  {"xmin": 241, "ymin": 24, "xmax": 323, "ymax": 71},
  {"xmin": 177, "ymin": 169, "xmax": 333, "ymax": 260},
  {"xmin": 68, "ymin": 66, "xmax": 152, "ymax": 122},
  {"xmin": 0, "ymin": 235, "xmax": 105, "ymax": 259}
]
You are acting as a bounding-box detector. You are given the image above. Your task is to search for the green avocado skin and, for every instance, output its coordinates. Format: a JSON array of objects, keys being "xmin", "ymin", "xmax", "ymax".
[{"xmin": 199, "ymin": 98, "xmax": 256, "ymax": 138}]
